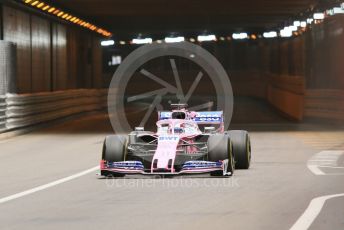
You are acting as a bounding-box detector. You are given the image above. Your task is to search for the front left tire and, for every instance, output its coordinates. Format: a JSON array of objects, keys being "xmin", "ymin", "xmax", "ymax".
[
  {"xmin": 101, "ymin": 135, "xmax": 128, "ymax": 177},
  {"xmin": 227, "ymin": 130, "xmax": 251, "ymax": 169},
  {"xmin": 207, "ymin": 134, "xmax": 234, "ymax": 176}
]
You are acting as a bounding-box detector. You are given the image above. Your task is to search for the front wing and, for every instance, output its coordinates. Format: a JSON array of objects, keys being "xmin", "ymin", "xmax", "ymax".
[{"xmin": 100, "ymin": 160, "xmax": 230, "ymax": 176}]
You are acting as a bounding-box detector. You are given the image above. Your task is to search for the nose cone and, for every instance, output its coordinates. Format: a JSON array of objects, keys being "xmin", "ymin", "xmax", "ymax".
[{"xmin": 151, "ymin": 135, "xmax": 180, "ymax": 171}]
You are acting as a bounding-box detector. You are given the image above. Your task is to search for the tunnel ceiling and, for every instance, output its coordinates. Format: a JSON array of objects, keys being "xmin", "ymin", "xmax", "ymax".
[{"xmin": 55, "ymin": 0, "xmax": 323, "ymax": 38}]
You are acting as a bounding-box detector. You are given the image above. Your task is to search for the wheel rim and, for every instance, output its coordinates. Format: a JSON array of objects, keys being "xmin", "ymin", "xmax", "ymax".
[
  {"xmin": 229, "ymin": 140, "xmax": 234, "ymax": 173},
  {"xmin": 246, "ymin": 136, "xmax": 251, "ymax": 166}
]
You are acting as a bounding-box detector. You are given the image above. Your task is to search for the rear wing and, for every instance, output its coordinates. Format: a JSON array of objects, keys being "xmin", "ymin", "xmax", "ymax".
[
  {"xmin": 158, "ymin": 111, "xmax": 224, "ymax": 124},
  {"xmin": 193, "ymin": 111, "xmax": 223, "ymax": 124}
]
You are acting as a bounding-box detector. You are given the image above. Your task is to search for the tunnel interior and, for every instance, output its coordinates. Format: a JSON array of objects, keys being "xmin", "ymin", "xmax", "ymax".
[
  {"xmin": 2, "ymin": 2, "xmax": 344, "ymax": 229},
  {"xmin": 0, "ymin": 0, "xmax": 344, "ymax": 133}
]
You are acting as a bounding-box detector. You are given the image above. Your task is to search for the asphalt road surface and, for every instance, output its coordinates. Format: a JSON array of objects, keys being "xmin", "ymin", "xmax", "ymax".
[{"xmin": 0, "ymin": 111, "xmax": 344, "ymax": 230}]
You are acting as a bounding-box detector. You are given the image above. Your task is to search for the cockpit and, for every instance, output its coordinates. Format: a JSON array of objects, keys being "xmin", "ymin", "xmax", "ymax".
[
  {"xmin": 171, "ymin": 111, "xmax": 186, "ymax": 119},
  {"xmin": 157, "ymin": 120, "xmax": 199, "ymax": 135}
]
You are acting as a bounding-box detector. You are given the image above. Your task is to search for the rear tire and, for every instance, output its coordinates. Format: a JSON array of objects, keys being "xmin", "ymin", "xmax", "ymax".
[
  {"xmin": 101, "ymin": 135, "xmax": 128, "ymax": 177},
  {"xmin": 207, "ymin": 135, "xmax": 234, "ymax": 176},
  {"xmin": 227, "ymin": 130, "xmax": 251, "ymax": 169}
]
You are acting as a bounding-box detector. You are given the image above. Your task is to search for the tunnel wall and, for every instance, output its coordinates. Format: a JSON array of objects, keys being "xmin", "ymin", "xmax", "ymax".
[
  {"xmin": 262, "ymin": 37, "xmax": 306, "ymax": 121},
  {"xmin": 211, "ymin": 16, "xmax": 343, "ymax": 122},
  {"xmin": 303, "ymin": 15, "xmax": 344, "ymax": 122},
  {"xmin": 305, "ymin": 15, "xmax": 344, "ymax": 89},
  {"xmin": 1, "ymin": 4, "xmax": 103, "ymax": 94},
  {"xmin": 209, "ymin": 39, "xmax": 306, "ymax": 120}
]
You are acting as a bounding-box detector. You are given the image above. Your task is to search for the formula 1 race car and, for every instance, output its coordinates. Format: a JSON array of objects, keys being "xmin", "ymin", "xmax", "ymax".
[{"xmin": 100, "ymin": 104, "xmax": 251, "ymax": 177}]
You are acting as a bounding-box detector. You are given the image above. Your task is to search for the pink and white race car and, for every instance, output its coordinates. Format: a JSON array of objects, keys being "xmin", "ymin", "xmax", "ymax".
[{"xmin": 100, "ymin": 104, "xmax": 251, "ymax": 177}]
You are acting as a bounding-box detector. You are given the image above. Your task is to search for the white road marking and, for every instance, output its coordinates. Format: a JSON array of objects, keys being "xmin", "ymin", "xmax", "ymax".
[
  {"xmin": 0, "ymin": 166, "xmax": 99, "ymax": 204},
  {"xmin": 307, "ymin": 165, "xmax": 325, "ymax": 175},
  {"xmin": 318, "ymin": 166, "xmax": 344, "ymax": 169},
  {"xmin": 307, "ymin": 151, "xmax": 344, "ymax": 175},
  {"xmin": 290, "ymin": 193, "xmax": 344, "ymax": 230}
]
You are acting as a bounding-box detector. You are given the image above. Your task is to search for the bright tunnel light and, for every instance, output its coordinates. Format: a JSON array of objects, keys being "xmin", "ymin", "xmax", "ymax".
[
  {"xmin": 132, "ymin": 38, "xmax": 153, "ymax": 44},
  {"xmin": 280, "ymin": 27, "xmax": 292, "ymax": 37},
  {"xmin": 197, "ymin": 35, "xmax": 216, "ymax": 42},
  {"xmin": 263, "ymin": 31, "xmax": 277, "ymax": 38},
  {"xmin": 164, "ymin": 36, "xmax": 185, "ymax": 43},
  {"xmin": 300, "ymin": 21, "xmax": 307, "ymax": 28},
  {"xmin": 22, "ymin": 0, "xmax": 112, "ymax": 37},
  {"xmin": 293, "ymin": 21, "xmax": 301, "ymax": 27},
  {"xmin": 101, "ymin": 40, "xmax": 115, "ymax": 46},
  {"xmin": 313, "ymin": 13, "xmax": 325, "ymax": 20},
  {"xmin": 232, "ymin": 33, "xmax": 248, "ymax": 40},
  {"xmin": 332, "ymin": 7, "xmax": 344, "ymax": 14}
]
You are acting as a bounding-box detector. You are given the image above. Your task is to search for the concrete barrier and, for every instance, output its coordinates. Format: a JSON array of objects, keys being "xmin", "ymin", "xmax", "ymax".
[
  {"xmin": 304, "ymin": 89, "xmax": 344, "ymax": 121},
  {"xmin": 266, "ymin": 74, "xmax": 305, "ymax": 121}
]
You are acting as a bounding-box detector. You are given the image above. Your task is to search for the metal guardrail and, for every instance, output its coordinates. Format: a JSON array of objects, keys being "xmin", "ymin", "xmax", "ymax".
[
  {"xmin": 0, "ymin": 95, "xmax": 6, "ymax": 132},
  {"xmin": 0, "ymin": 89, "xmax": 108, "ymax": 133},
  {"xmin": 0, "ymin": 41, "xmax": 16, "ymax": 95}
]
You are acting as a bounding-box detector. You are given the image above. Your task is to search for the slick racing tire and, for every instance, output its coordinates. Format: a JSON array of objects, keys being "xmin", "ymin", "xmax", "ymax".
[
  {"xmin": 208, "ymin": 134, "xmax": 234, "ymax": 176},
  {"xmin": 227, "ymin": 130, "xmax": 251, "ymax": 169},
  {"xmin": 101, "ymin": 135, "xmax": 128, "ymax": 177},
  {"xmin": 102, "ymin": 135, "xmax": 128, "ymax": 162}
]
